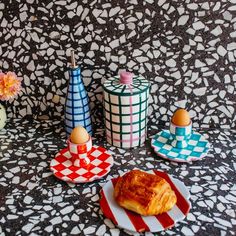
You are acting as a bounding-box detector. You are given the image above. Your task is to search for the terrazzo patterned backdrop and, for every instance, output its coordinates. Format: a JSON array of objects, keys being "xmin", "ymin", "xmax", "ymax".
[{"xmin": 0, "ymin": 0, "xmax": 236, "ymax": 128}]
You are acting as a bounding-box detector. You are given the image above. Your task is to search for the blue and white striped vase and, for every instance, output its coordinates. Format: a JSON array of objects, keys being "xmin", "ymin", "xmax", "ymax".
[{"xmin": 65, "ymin": 66, "xmax": 92, "ymax": 137}]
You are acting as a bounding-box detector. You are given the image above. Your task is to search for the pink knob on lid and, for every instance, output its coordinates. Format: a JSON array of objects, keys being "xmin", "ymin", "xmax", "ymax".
[{"xmin": 120, "ymin": 71, "xmax": 133, "ymax": 84}]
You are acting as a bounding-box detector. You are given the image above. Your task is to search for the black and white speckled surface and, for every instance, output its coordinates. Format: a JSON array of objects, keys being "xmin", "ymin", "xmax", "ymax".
[
  {"xmin": 0, "ymin": 0, "xmax": 236, "ymax": 128},
  {"xmin": 0, "ymin": 119, "xmax": 236, "ymax": 235}
]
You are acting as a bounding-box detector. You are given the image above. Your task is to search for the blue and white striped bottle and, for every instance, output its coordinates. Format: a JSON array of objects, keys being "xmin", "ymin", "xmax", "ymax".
[{"xmin": 65, "ymin": 50, "xmax": 92, "ymax": 137}]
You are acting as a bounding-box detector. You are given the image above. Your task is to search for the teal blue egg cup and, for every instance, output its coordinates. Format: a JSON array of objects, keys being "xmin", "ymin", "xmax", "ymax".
[{"xmin": 170, "ymin": 121, "xmax": 192, "ymax": 149}]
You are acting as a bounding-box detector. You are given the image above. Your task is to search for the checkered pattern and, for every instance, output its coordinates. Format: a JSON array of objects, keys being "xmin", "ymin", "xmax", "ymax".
[
  {"xmin": 151, "ymin": 130, "xmax": 209, "ymax": 162},
  {"xmin": 50, "ymin": 145, "xmax": 113, "ymax": 183},
  {"xmin": 170, "ymin": 122, "xmax": 192, "ymax": 149},
  {"xmin": 67, "ymin": 137, "xmax": 92, "ymax": 167},
  {"xmin": 67, "ymin": 137, "xmax": 92, "ymax": 157},
  {"xmin": 103, "ymin": 75, "xmax": 150, "ymax": 148},
  {"xmin": 65, "ymin": 67, "xmax": 92, "ymax": 137}
]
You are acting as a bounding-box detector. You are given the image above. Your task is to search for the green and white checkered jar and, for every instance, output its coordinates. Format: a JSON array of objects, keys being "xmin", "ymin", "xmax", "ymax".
[{"xmin": 102, "ymin": 72, "xmax": 150, "ymax": 148}]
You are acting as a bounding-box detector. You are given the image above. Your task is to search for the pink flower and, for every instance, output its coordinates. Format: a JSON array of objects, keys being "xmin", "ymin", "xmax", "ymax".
[{"xmin": 0, "ymin": 72, "xmax": 21, "ymax": 101}]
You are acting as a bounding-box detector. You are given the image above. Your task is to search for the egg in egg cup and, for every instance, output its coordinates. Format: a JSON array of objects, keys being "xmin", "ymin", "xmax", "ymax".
[
  {"xmin": 170, "ymin": 109, "xmax": 192, "ymax": 149},
  {"xmin": 151, "ymin": 109, "xmax": 209, "ymax": 162},
  {"xmin": 50, "ymin": 125, "xmax": 114, "ymax": 183}
]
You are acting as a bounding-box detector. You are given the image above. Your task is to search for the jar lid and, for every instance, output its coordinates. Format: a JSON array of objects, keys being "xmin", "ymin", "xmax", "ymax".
[{"xmin": 103, "ymin": 72, "xmax": 149, "ymax": 96}]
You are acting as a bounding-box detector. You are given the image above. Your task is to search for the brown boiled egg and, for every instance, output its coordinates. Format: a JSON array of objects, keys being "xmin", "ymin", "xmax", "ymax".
[
  {"xmin": 172, "ymin": 109, "xmax": 191, "ymax": 126},
  {"xmin": 70, "ymin": 126, "xmax": 90, "ymax": 144}
]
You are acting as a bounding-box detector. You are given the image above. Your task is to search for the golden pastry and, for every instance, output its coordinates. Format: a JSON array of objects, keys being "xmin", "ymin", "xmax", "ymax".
[{"xmin": 114, "ymin": 170, "xmax": 177, "ymax": 216}]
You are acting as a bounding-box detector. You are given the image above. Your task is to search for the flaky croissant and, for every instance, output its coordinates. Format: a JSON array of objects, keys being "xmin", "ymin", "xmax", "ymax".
[{"xmin": 114, "ymin": 170, "xmax": 177, "ymax": 216}]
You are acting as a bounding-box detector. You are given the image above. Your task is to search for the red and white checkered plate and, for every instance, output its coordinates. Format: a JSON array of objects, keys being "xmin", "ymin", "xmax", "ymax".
[
  {"xmin": 50, "ymin": 145, "xmax": 113, "ymax": 183},
  {"xmin": 100, "ymin": 170, "xmax": 191, "ymax": 233}
]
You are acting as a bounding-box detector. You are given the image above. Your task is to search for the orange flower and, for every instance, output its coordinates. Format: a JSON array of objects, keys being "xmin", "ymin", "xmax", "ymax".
[{"xmin": 0, "ymin": 72, "xmax": 21, "ymax": 101}]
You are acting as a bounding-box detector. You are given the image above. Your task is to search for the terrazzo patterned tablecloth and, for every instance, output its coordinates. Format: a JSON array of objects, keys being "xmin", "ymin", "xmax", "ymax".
[{"xmin": 0, "ymin": 119, "xmax": 235, "ymax": 236}]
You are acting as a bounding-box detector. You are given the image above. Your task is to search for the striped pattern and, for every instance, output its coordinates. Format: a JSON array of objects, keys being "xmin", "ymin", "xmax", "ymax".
[
  {"xmin": 151, "ymin": 130, "xmax": 210, "ymax": 162},
  {"xmin": 50, "ymin": 145, "xmax": 113, "ymax": 183},
  {"xmin": 103, "ymin": 75, "xmax": 149, "ymax": 148},
  {"xmin": 100, "ymin": 170, "xmax": 191, "ymax": 233},
  {"xmin": 65, "ymin": 67, "xmax": 92, "ymax": 136}
]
